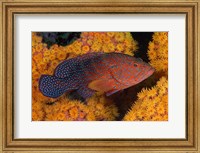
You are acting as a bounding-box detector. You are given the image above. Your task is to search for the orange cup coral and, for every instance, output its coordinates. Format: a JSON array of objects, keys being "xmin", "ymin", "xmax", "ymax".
[
  {"xmin": 123, "ymin": 77, "xmax": 168, "ymax": 121},
  {"xmin": 86, "ymin": 93, "xmax": 119, "ymax": 121},
  {"xmin": 44, "ymin": 94, "xmax": 119, "ymax": 121},
  {"xmin": 32, "ymin": 96, "xmax": 45, "ymax": 121},
  {"xmin": 44, "ymin": 97, "xmax": 89, "ymax": 121},
  {"xmin": 147, "ymin": 32, "xmax": 168, "ymax": 75},
  {"xmin": 80, "ymin": 32, "xmax": 138, "ymax": 55}
]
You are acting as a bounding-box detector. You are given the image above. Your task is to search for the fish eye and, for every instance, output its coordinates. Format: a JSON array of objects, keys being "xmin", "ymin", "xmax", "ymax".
[{"xmin": 134, "ymin": 63, "xmax": 138, "ymax": 67}]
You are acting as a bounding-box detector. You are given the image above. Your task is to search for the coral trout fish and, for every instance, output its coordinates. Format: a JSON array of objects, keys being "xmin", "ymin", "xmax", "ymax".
[{"xmin": 39, "ymin": 52, "xmax": 155, "ymax": 99}]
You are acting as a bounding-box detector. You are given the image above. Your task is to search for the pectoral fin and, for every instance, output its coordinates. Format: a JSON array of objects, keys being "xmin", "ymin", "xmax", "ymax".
[{"xmin": 88, "ymin": 79, "xmax": 116, "ymax": 92}]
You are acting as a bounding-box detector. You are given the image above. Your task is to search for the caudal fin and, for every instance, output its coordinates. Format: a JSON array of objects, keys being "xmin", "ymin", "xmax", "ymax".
[{"xmin": 39, "ymin": 75, "xmax": 77, "ymax": 98}]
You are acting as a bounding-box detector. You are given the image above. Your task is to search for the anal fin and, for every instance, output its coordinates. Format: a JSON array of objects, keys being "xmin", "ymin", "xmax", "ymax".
[{"xmin": 77, "ymin": 86, "xmax": 95, "ymax": 99}]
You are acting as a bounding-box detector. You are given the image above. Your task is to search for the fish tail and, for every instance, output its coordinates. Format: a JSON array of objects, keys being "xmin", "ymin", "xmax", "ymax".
[{"xmin": 39, "ymin": 75, "xmax": 77, "ymax": 98}]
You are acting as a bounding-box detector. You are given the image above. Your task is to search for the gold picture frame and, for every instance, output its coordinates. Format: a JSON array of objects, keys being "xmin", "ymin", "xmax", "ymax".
[{"xmin": 0, "ymin": 0, "xmax": 199, "ymax": 152}]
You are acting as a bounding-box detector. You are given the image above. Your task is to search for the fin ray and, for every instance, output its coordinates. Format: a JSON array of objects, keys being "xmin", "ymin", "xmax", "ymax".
[{"xmin": 76, "ymin": 86, "xmax": 95, "ymax": 99}]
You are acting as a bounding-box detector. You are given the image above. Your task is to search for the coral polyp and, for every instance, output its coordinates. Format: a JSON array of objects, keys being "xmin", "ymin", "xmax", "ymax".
[
  {"xmin": 44, "ymin": 97, "xmax": 89, "ymax": 121},
  {"xmin": 147, "ymin": 32, "xmax": 168, "ymax": 74},
  {"xmin": 32, "ymin": 99, "xmax": 45, "ymax": 121},
  {"xmin": 86, "ymin": 93, "xmax": 119, "ymax": 121},
  {"xmin": 44, "ymin": 94, "xmax": 119, "ymax": 121},
  {"xmin": 123, "ymin": 77, "xmax": 168, "ymax": 121},
  {"xmin": 79, "ymin": 32, "xmax": 138, "ymax": 55}
]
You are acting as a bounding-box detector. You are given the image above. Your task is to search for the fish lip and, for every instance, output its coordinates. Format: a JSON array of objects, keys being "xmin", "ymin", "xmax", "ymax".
[
  {"xmin": 147, "ymin": 67, "xmax": 155, "ymax": 76},
  {"xmin": 137, "ymin": 67, "xmax": 155, "ymax": 82},
  {"xmin": 150, "ymin": 67, "xmax": 155, "ymax": 72}
]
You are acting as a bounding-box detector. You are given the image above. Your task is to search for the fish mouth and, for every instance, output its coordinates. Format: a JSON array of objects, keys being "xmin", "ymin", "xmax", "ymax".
[
  {"xmin": 146, "ymin": 67, "xmax": 155, "ymax": 77},
  {"xmin": 137, "ymin": 67, "xmax": 155, "ymax": 83}
]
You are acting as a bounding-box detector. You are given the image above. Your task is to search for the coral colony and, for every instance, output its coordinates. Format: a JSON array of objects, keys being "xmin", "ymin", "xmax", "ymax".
[{"xmin": 32, "ymin": 32, "xmax": 168, "ymax": 121}]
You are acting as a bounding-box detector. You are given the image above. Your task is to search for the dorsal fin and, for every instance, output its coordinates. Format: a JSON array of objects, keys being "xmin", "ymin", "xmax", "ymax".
[{"xmin": 54, "ymin": 52, "xmax": 103, "ymax": 78}]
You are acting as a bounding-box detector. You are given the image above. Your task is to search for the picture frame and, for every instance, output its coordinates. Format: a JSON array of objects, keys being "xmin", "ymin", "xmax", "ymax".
[{"xmin": 0, "ymin": 0, "xmax": 199, "ymax": 152}]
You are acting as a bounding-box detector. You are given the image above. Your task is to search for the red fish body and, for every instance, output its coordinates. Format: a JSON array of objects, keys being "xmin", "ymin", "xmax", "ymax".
[{"xmin": 39, "ymin": 52, "xmax": 155, "ymax": 99}]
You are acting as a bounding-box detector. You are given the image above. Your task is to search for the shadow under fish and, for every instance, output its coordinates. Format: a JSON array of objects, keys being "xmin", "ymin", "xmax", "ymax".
[{"xmin": 39, "ymin": 52, "xmax": 155, "ymax": 100}]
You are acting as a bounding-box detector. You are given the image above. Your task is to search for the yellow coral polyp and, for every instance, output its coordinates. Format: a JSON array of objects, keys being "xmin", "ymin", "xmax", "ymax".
[
  {"xmin": 102, "ymin": 45, "xmax": 109, "ymax": 53},
  {"xmin": 44, "ymin": 98, "xmax": 84, "ymax": 121},
  {"xmin": 80, "ymin": 32, "xmax": 138, "ymax": 56},
  {"xmin": 116, "ymin": 43, "xmax": 124, "ymax": 52},
  {"xmin": 32, "ymin": 99, "xmax": 45, "ymax": 121},
  {"xmin": 86, "ymin": 94, "xmax": 119, "ymax": 121},
  {"xmin": 79, "ymin": 111, "xmax": 86, "ymax": 119},
  {"xmin": 123, "ymin": 77, "xmax": 168, "ymax": 121},
  {"xmin": 57, "ymin": 52, "xmax": 66, "ymax": 60},
  {"xmin": 87, "ymin": 39, "xmax": 93, "ymax": 46},
  {"xmin": 49, "ymin": 54, "xmax": 56, "ymax": 60},
  {"xmin": 43, "ymin": 94, "xmax": 118, "ymax": 121},
  {"xmin": 82, "ymin": 45, "xmax": 90, "ymax": 52},
  {"xmin": 107, "ymin": 32, "xmax": 115, "ymax": 37},
  {"xmin": 147, "ymin": 32, "xmax": 168, "ymax": 74},
  {"xmin": 33, "ymin": 53, "xmax": 43, "ymax": 61},
  {"xmin": 115, "ymin": 33, "xmax": 125, "ymax": 42},
  {"xmin": 137, "ymin": 88, "xmax": 147, "ymax": 100},
  {"xmin": 56, "ymin": 112, "xmax": 66, "ymax": 121},
  {"xmin": 103, "ymin": 36, "xmax": 111, "ymax": 44},
  {"xmin": 69, "ymin": 107, "xmax": 79, "ymax": 119},
  {"xmin": 32, "ymin": 71, "xmax": 40, "ymax": 80},
  {"xmin": 107, "ymin": 43, "xmax": 115, "ymax": 52},
  {"xmin": 147, "ymin": 87, "xmax": 157, "ymax": 98},
  {"xmin": 147, "ymin": 49, "xmax": 157, "ymax": 60},
  {"xmin": 91, "ymin": 43, "xmax": 101, "ymax": 52},
  {"xmin": 51, "ymin": 60, "xmax": 59, "ymax": 69},
  {"xmin": 99, "ymin": 33, "xmax": 106, "ymax": 40}
]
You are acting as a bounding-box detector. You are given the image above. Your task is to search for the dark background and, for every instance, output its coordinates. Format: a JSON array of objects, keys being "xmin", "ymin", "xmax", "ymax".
[{"xmin": 131, "ymin": 32, "xmax": 154, "ymax": 62}]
